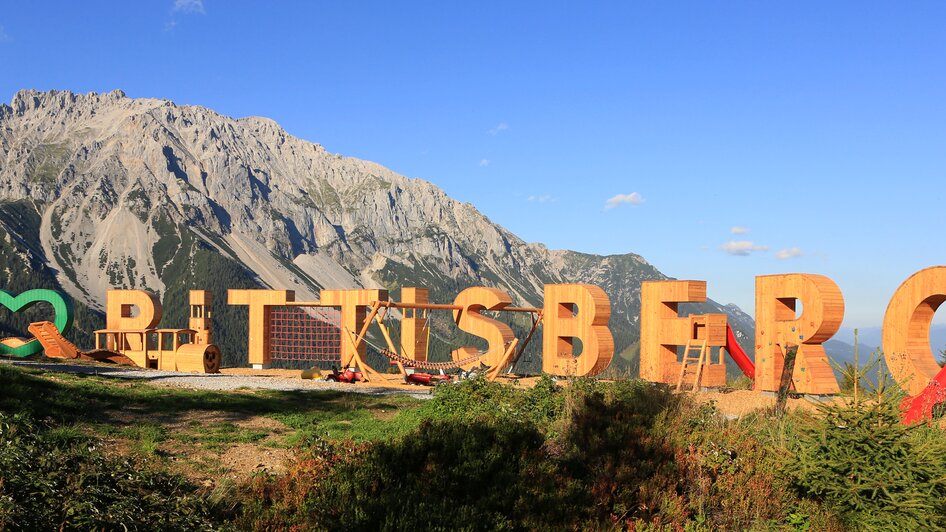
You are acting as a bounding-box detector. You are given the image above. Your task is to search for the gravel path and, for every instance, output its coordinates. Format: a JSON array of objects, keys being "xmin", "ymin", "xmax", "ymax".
[{"xmin": 1, "ymin": 360, "xmax": 434, "ymax": 399}]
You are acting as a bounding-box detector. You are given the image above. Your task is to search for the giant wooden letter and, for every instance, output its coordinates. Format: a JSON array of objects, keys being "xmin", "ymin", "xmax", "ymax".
[
  {"xmin": 320, "ymin": 289, "xmax": 389, "ymax": 367},
  {"xmin": 640, "ymin": 280, "xmax": 727, "ymax": 386},
  {"xmin": 882, "ymin": 266, "xmax": 946, "ymax": 396},
  {"xmin": 542, "ymin": 284, "xmax": 613, "ymax": 376},
  {"xmin": 755, "ymin": 274, "xmax": 843, "ymax": 394},
  {"xmin": 451, "ymin": 287, "xmax": 515, "ymax": 369},
  {"xmin": 228, "ymin": 289, "xmax": 294, "ymax": 368},
  {"xmin": 106, "ymin": 290, "xmax": 163, "ymax": 351},
  {"xmin": 400, "ymin": 287, "xmax": 429, "ymax": 361}
]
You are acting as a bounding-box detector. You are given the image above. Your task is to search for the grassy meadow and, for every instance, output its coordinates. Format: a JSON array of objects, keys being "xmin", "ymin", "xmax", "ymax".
[{"xmin": 2, "ymin": 363, "xmax": 945, "ymax": 530}]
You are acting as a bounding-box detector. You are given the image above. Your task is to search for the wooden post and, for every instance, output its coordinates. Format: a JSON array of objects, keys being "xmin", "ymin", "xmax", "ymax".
[{"xmin": 775, "ymin": 345, "xmax": 798, "ymax": 414}]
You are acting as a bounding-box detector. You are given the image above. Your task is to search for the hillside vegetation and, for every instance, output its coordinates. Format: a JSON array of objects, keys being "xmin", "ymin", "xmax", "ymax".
[{"xmin": 2, "ymin": 363, "xmax": 945, "ymax": 530}]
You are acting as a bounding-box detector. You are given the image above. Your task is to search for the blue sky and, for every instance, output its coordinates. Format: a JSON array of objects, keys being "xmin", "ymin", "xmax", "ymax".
[{"xmin": 1, "ymin": 1, "xmax": 945, "ymax": 328}]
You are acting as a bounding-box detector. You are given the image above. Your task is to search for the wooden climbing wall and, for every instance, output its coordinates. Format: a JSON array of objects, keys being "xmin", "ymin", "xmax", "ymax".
[{"xmin": 754, "ymin": 274, "xmax": 842, "ymax": 394}]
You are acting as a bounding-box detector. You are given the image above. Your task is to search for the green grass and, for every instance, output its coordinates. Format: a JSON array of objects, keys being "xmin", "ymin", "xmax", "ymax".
[
  {"xmin": 0, "ymin": 362, "xmax": 429, "ymax": 483},
  {"xmin": 171, "ymin": 422, "xmax": 269, "ymax": 451},
  {"xmin": 6, "ymin": 361, "xmax": 945, "ymax": 530}
]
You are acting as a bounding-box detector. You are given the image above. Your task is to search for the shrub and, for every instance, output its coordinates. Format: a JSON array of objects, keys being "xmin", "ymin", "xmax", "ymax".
[
  {"xmin": 0, "ymin": 413, "xmax": 216, "ymax": 531},
  {"xmin": 792, "ymin": 394, "xmax": 946, "ymax": 529},
  {"xmin": 306, "ymin": 420, "xmax": 568, "ymax": 530}
]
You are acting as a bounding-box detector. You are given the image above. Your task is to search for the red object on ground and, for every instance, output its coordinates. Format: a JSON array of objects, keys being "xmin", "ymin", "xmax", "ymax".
[
  {"xmin": 405, "ymin": 372, "xmax": 451, "ymax": 386},
  {"xmin": 725, "ymin": 325, "xmax": 755, "ymax": 380},
  {"xmin": 901, "ymin": 364, "xmax": 946, "ymax": 424},
  {"xmin": 325, "ymin": 367, "xmax": 364, "ymax": 383}
]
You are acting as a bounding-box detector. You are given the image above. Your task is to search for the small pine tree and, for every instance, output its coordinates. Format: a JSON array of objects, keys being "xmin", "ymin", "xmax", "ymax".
[{"xmin": 792, "ymin": 368, "xmax": 946, "ymax": 528}]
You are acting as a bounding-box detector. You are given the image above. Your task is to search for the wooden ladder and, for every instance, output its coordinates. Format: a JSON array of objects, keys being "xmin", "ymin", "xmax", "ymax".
[{"xmin": 676, "ymin": 338, "xmax": 708, "ymax": 392}]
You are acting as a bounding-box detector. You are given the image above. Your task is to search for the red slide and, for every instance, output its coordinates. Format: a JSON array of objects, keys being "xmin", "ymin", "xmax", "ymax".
[
  {"xmin": 901, "ymin": 365, "xmax": 946, "ymax": 424},
  {"xmin": 725, "ymin": 325, "xmax": 755, "ymax": 380}
]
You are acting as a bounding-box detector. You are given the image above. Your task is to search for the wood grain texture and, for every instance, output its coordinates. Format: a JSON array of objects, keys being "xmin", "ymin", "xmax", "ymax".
[
  {"xmin": 399, "ymin": 287, "xmax": 429, "ymax": 361},
  {"xmin": 320, "ymin": 289, "xmax": 389, "ymax": 367},
  {"xmin": 542, "ymin": 284, "xmax": 613, "ymax": 376},
  {"xmin": 754, "ymin": 274, "xmax": 842, "ymax": 394},
  {"xmin": 882, "ymin": 266, "xmax": 946, "ymax": 395},
  {"xmin": 640, "ymin": 280, "xmax": 728, "ymax": 387},
  {"xmin": 228, "ymin": 289, "xmax": 295, "ymax": 366},
  {"xmin": 189, "ymin": 290, "xmax": 212, "ymax": 345},
  {"xmin": 104, "ymin": 290, "xmax": 162, "ymax": 352},
  {"xmin": 451, "ymin": 287, "xmax": 515, "ymax": 369}
]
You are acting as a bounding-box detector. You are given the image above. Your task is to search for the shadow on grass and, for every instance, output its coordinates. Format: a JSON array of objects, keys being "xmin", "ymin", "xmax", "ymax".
[{"xmin": 0, "ymin": 364, "xmax": 420, "ymax": 430}]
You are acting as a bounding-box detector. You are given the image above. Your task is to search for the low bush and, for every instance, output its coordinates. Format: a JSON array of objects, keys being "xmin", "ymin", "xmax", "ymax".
[
  {"xmin": 0, "ymin": 412, "xmax": 216, "ymax": 531},
  {"xmin": 792, "ymin": 394, "xmax": 946, "ymax": 529}
]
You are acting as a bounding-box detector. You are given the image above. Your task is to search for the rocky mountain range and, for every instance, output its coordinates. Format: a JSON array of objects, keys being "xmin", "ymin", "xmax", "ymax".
[{"xmin": 0, "ymin": 89, "xmax": 756, "ymax": 371}]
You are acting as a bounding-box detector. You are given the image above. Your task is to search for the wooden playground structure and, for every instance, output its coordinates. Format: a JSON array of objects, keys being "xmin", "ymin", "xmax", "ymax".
[
  {"xmin": 0, "ymin": 289, "xmax": 223, "ymax": 372},
  {"xmin": 343, "ymin": 297, "xmax": 543, "ymax": 383},
  {"xmin": 92, "ymin": 290, "xmax": 221, "ymax": 373},
  {"xmin": 640, "ymin": 281, "xmax": 755, "ymax": 392},
  {"xmin": 9, "ymin": 266, "xmax": 946, "ymax": 423},
  {"xmin": 229, "ymin": 287, "xmax": 544, "ymax": 384}
]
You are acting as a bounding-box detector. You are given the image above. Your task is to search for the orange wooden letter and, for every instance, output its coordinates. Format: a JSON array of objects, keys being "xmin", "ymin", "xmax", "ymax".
[
  {"xmin": 640, "ymin": 280, "xmax": 706, "ymax": 382},
  {"xmin": 228, "ymin": 289, "xmax": 294, "ymax": 368},
  {"xmin": 542, "ymin": 284, "xmax": 613, "ymax": 376},
  {"xmin": 320, "ymin": 289, "xmax": 389, "ymax": 367},
  {"xmin": 105, "ymin": 290, "xmax": 162, "ymax": 352},
  {"xmin": 106, "ymin": 289, "xmax": 162, "ymax": 330},
  {"xmin": 400, "ymin": 287, "xmax": 429, "ymax": 362},
  {"xmin": 882, "ymin": 266, "xmax": 946, "ymax": 395},
  {"xmin": 639, "ymin": 280, "xmax": 726, "ymax": 386},
  {"xmin": 755, "ymin": 274, "xmax": 843, "ymax": 394},
  {"xmin": 451, "ymin": 287, "xmax": 515, "ymax": 369}
]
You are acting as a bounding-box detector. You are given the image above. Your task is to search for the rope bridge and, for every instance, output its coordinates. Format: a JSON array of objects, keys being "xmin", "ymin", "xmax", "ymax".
[{"xmin": 378, "ymin": 347, "xmax": 485, "ymax": 370}]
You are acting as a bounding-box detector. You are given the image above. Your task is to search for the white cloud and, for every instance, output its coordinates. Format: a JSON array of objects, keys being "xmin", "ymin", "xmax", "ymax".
[
  {"xmin": 527, "ymin": 195, "xmax": 556, "ymax": 204},
  {"xmin": 487, "ymin": 122, "xmax": 509, "ymax": 135},
  {"xmin": 720, "ymin": 240, "xmax": 769, "ymax": 256},
  {"xmin": 0, "ymin": 25, "xmax": 11, "ymax": 42},
  {"xmin": 775, "ymin": 247, "xmax": 803, "ymax": 260},
  {"xmin": 479, "ymin": 159, "xmax": 490, "ymax": 167},
  {"xmin": 604, "ymin": 192, "xmax": 643, "ymax": 209},
  {"xmin": 173, "ymin": 0, "xmax": 205, "ymax": 14},
  {"xmin": 730, "ymin": 226, "xmax": 750, "ymax": 235}
]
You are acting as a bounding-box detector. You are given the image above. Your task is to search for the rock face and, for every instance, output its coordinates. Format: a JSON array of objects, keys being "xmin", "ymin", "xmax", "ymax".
[{"xmin": 0, "ymin": 89, "xmax": 752, "ymax": 370}]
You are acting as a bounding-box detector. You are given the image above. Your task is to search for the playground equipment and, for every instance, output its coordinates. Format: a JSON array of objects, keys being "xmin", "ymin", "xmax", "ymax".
[
  {"xmin": 641, "ymin": 281, "xmax": 754, "ymax": 390},
  {"xmin": 404, "ymin": 368, "xmax": 451, "ymax": 386},
  {"xmin": 324, "ymin": 366, "xmax": 364, "ymax": 384},
  {"xmin": 755, "ymin": 274, "xmax": 843, "ymax": 395},
  {"xmin": 726, "ymin": 324, "xmax": 755, "ymax": 380},
  {"xmin": 0, "ymin": 289, "xmax": 74, "ymax": 358},
  {"xmin": 94, "ymin": 290, "xmax": 221, "ymax": 373},
  {"xmin": 0, "ymin": 288, "xmax": 135, "ymax": 364},
  {"xmin": 230, "ymin": 284, "xmax": 613, "ymax": 379},
  {"xmin": 900, "ymin": 364, "xmax": 946, "ymax": 424},
  {"xmin": 26, "ymin": 321, "xmax": 135, "ymax": 365},
  {"xmin": 229, "ymin": 287, "xmax": 542, "ymax": 383},
  {"xmin": 882, "ymin": 267, "xmax": 946, "ymax": 423},
  {"xmin": 883, "ymin": 266, "xmax": 946, "ymax": 396},
  {"xmin": 342, "ymin": 296, "xmax": 538, "ymax": 383}
]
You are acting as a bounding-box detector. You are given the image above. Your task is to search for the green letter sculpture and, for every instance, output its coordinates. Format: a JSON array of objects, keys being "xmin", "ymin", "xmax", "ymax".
[{"xmin": 0, "ymin": 289, "xmax": 74, "ymax": 357}]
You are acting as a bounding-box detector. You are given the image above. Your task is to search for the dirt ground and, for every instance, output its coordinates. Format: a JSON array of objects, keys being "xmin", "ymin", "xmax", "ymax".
[
  {"xmin": 221, "ymin": 367, "xmax": 832, "ymax": 419},
  {"xmin": 689, "ymin": 389, "xmax": 839, "ymax": 417}
]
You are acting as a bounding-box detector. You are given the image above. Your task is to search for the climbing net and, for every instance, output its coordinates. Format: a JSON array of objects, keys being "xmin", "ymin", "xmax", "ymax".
[{"xmin": 269, "ymin": 306, "xmax": 341, "ymax": 362}]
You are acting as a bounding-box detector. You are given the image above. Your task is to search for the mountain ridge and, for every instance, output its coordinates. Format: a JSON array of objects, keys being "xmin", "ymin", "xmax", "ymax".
[{"xmin": 0, "ymin": 88, "xmax": 751, "ymax": 371}]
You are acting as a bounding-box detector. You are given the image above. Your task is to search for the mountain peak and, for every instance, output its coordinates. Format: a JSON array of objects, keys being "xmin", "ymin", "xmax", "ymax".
[{"xmin": 0, "ymin": 89, "xmax": 749, "ymax": 371}]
